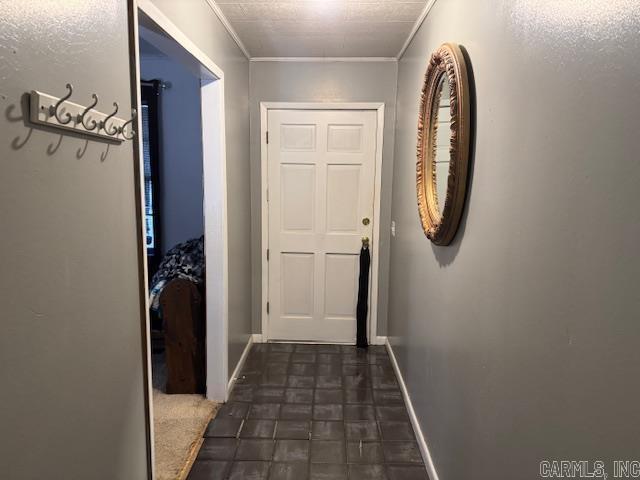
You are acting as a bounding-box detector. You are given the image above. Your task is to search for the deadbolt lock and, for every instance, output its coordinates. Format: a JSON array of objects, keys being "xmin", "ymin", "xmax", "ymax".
[{"xmin": 362, "ymin": 217, "xmax": 370, "ymax": 226}]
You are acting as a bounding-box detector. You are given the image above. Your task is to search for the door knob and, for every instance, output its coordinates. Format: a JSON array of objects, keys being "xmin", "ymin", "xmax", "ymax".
[{"xmin": 362, "ymin": 217, "xmax": 370, "ymax": 226}]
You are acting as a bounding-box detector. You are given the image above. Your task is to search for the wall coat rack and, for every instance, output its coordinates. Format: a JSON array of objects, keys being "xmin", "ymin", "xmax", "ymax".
[{"xmin": 29, "ymin": 84, "xmax": 136, "ymax": 143}]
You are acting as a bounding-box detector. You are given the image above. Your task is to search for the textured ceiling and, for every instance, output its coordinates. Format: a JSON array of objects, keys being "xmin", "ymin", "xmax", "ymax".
[{"xmin": 214, "ymin": 0, "xmax": 428, "ymax": 58}]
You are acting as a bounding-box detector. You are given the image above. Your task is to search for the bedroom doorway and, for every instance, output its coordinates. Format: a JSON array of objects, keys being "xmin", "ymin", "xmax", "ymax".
[
  {"xmin": 131, "ymin": 1, "xmax": 229, "ymax": 477},
  {"xmin": 139, "ymin": 49, "xmax": 207, "ymax": 395}
]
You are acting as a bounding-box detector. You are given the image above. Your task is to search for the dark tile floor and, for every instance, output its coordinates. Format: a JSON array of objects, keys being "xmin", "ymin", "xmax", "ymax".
[{"xmin": 188, "ymin": 343, "xmax": 429, "ymax": 480}]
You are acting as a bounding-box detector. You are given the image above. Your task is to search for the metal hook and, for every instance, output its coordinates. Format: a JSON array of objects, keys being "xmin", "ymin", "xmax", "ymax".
[
  {"xmin": 78, "ymin": 94, "xmax": 99, "ymax": 131},
  {"xmin": 101, "ymin": 102, "xmax": 119, "ymax": 136},
  {"xmin": 50, "ymin": 83, "xmax": 73, "ymax": 125},
  {"xmin": 119, "ymin": 109, "xmax": 137, "ymax": 140}
]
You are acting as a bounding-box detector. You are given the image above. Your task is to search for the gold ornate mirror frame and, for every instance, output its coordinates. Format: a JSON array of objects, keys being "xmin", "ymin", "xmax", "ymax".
[{"xmin": 416, "ymin": 43, "xmax": 471, "ymax": 246}]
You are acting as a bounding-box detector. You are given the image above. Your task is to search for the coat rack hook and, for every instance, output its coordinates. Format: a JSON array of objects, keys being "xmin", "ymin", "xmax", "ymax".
[
  {"xmin": 78, "ymin": 93, "xmax": 99, "ymax": 131},
  {"xmin": 50, "ymin": 83, "xmax": 74, "ymax": 125},
  {"xmin": 101, "ymin": 102, "xmax": 119, "ymax": 136},
  {"xmin": 119, "ymin": 109, "xmax": 137, "ymax": 140}
]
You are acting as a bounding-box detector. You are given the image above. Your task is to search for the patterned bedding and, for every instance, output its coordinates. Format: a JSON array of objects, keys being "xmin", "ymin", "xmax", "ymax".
[{"xmin": 149, "ymin": 236, "xmax": 205, "ymax": 312}]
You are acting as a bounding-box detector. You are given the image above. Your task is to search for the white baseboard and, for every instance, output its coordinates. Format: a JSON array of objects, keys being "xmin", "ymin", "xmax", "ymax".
[
  {"xmin": 226, "ymin": 334, "xmax": 254, "ymax": 400},
  {"xmin": 385, "ymin": 338, "xmax": 440, "ymax": 480},
  {"xmin": 253, "ymin": 334, "xmax": 386, "ymax": 345},
  {"xmin": 252, "ymin": 334, "xmax": 264, "ymax": 343}
]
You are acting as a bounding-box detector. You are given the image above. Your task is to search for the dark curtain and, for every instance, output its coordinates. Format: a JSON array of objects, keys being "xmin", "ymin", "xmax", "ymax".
[{"xmin": 141, "ymin": 79, "xmax": 162, "ymax": 280}]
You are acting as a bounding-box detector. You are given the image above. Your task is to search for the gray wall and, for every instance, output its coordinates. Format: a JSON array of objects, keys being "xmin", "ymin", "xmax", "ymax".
[
  {"xmin": 140, "ymin": 54, "xmax": 204, "ymax": 255},
  {"xmin": 149, "ymin": 0, "xmax": 252, "ymax": 376},
  {"xmin": 388, "ymin": 1, "xmax": 640, "ymax": 479},
  {"xmin": 0, "ymin": 1, "xmax": 149, "ymax": 479},
  {"xmin": 0, "ymin": 1, "xmax": 252, "ymax": 477},
  {"xmin": 249, "ymin": 60, "xmax": 398, "ymax": 336}
]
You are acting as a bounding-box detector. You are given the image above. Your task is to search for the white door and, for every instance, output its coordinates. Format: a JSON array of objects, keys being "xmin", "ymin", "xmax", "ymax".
[{"xmin": 267, "ymin": 109, "xmax": 378, "ymax": 343}]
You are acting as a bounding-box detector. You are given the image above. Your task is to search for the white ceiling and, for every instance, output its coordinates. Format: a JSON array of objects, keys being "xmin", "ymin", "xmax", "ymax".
[{"xmin": 213, "ymin": 0, "xmax": 429, "ymax": 58}]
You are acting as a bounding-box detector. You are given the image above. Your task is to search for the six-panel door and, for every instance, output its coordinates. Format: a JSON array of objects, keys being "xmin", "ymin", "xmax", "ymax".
[{"xmin": 267, "ymin": 109, "xmax": 377, "ymax": 343}]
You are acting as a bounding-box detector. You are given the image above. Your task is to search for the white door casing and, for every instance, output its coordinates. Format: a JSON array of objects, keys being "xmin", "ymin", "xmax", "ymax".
[
  {"xmin": 265, "ymin": 108, "xmax": 379, "ymax": 343},
  {"xmin": 132, "ymin": 5, "xmax": 231, "ymax": 476}
]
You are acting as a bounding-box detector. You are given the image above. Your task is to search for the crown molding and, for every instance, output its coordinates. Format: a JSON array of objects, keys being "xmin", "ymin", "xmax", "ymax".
[
  {"xmin": 250, "ymin": 57, "xmax": 398, "ymax": 63},
  {"xmin": 204, "ymin": 0, "xmax": 437, "ymax": 62},
  {"xmin": 203, "ymin": 0, "xmax": 251, "ymax": 59},
  {"xmin": 397, "ymin": 0, "xmax": 438, "ymax": 59}
]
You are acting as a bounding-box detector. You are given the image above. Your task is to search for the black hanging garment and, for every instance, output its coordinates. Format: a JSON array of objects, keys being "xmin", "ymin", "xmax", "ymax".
[{"xmin": 356, "ymin": 244, "xmax": 371, "ymax": 349}]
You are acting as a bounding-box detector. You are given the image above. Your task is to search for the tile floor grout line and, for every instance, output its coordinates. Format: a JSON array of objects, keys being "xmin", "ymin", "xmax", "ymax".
[{"xmin": 192, "ymin": 343, "xmax": 426, "ymax": 479}]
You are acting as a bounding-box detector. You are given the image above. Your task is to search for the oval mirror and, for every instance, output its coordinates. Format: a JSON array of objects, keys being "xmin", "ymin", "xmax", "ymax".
[
  {"xmin": 416, "ymin": 43, "xmax": 471, "ymax": 246},
  {"xmin": 434, "ymin": 76, "xmax": 451, "ymax": 216}
]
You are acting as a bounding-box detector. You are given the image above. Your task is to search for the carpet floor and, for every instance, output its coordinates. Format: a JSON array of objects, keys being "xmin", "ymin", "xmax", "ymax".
[{"xmin": 153, "ymin": 389, "xmax": 219, "ymax": 480}]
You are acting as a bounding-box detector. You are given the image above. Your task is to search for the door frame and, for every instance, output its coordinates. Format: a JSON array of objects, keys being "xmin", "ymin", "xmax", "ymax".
[
  {"xmin": 129, "ymin": 1, "xmax": 229, "ymax": 477},
  {"xmin": 260, "ymin": 102, "xmax": 385, "ymax": 345}
]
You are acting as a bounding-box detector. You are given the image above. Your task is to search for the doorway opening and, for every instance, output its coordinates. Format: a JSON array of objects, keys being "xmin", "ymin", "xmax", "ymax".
[
  {"xmin": 131, "ymin": 1, "xmax": 229, "ymax": 477},
  {"xmin": 139, "ymin": 36, "xmax": 207, "ymax": 396}
]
